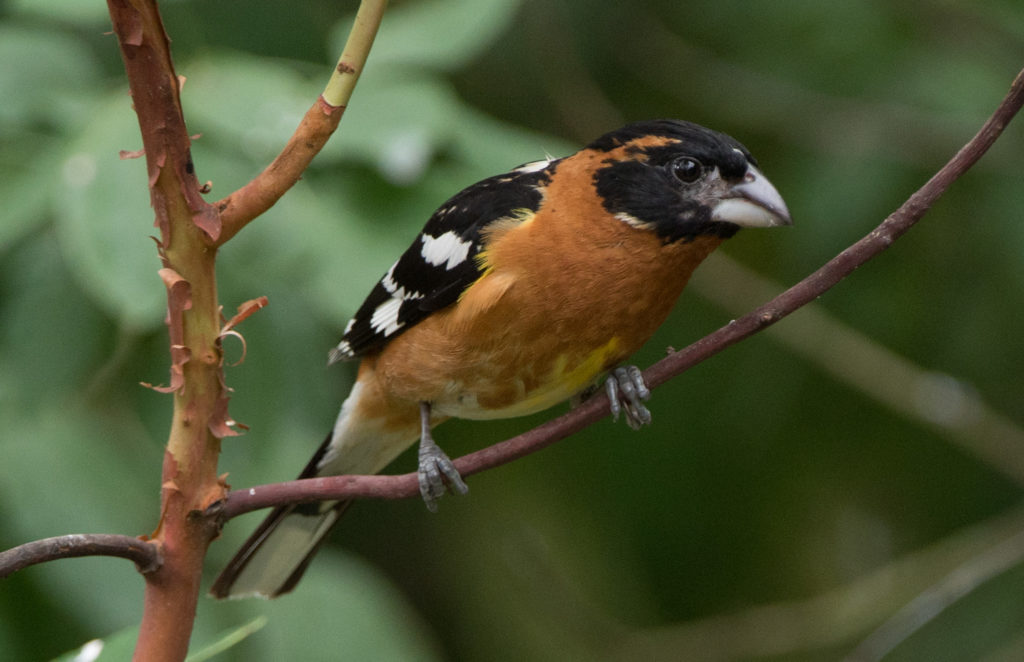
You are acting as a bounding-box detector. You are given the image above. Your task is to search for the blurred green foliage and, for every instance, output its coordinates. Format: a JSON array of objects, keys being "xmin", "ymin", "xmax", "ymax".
[{"xmin": 2, "ymin": 0, "xmax": 1024, "ymax": 660}]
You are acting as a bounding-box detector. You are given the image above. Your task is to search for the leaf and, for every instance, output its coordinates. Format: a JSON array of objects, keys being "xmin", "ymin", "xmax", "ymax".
[
  {"xmin": 53, "ymin": 92, "xmax": 168, "ymax": 329},
  {"xmin": 0, "ymin": 136, "xmax": 63, "ymax": 249},
  {"xmin": 318, "ymin": 75, "xmax": 465, "ymax": 181},
  {"xmin": 0, "ymin": 25, "xmax": 100, "ymax": 129},
  {"xmin": 331, "ymin": 0, "xmax": 524, "ymax": 72},
  {"xmin": 186, "ymin": 616, "xmax": 268, "ymax": 662},
  {"xmin": 0, "ymin": 233, "xmax": 112, "ymax": 406},
  {"xmin": 52, "ymin": 616, "xmax": 269, "ymax": 662},
  {"xmin": 51, "ymin": 627, "xmax": 137, "ymax": 662},
  {"xmin": 9, "ymin": 0, "xmax": 110, "ymax": 24},
  {"xmin": 321, "ymin": 74, "xmax": 573, "ymax": 181},
  {"xmin": 181, "ymin": 53, "xmax": 321, "ymax": 164},
  {"xmin": 225, "ymin": 550, "xmax": 443, "ymax": 661},
  {"xmin": 0, "ymin": 401, "xmax": 157, "ymax": 644}
]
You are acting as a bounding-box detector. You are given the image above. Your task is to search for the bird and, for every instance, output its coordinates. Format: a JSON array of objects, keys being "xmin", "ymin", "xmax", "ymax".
[{"xmin": 211, "ymin": 119, "xmax": 791, "ymax": 599}]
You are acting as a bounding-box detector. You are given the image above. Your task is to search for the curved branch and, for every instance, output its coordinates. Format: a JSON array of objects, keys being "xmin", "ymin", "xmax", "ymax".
[
  {"xmin": 845, "ymin": 525, "xmax": 1024, "ymax": 662},
  {"xmin": 219, "ymin": 67, "xmax": 1024, "ymax": 520},
  {"xmin": 213, "ymin": 0, "xmax": 388, "ymax": 246},
  {"xmin": 643, "ymin": 66, "xmax": 1024, "ymax": 391},
  {"xmin": 0, "ymin": 535, "xmax": 162, "ymax": 579}
]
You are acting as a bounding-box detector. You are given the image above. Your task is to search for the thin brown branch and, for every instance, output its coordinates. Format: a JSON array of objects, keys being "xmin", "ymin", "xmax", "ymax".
[
  {"xmin": 219, "ymin": 66, "xmax": 1024, "ymax": 521},
  {"xmin": 644, "ymin": 65, "xmax": 1024, "ymax": 392},
  {"xmin": 213, "ymin": 0, "xmax": 387, "ymax": 247},
  {"xmin": 691, "ymin": 253, "xmax": 1024, "ymax": 487},
  {"xmin": 212, "ymin": 98, "xmax": 342, "ymax": 246},
  {"xmin": 0, "ymin": 535, "xmax": 162, "ymax": 579}
]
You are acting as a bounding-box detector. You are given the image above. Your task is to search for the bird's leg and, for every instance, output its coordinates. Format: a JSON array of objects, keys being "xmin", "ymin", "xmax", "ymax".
[
  {"xmin": 417, "ymin": 401, "xmax": 469, "ymax": 512},
  {"xmin": 605, "ymin": 365, "xmax": 652, "ymax": 430}
]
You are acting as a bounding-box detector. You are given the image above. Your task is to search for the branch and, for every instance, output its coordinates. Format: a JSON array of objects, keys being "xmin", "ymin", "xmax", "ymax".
[
  {"xmin": 691, "ymin": 253, "xmax": 1024, "ymax": 487},
  {"xmin": 6, "ymin": 0, "xmax": 387, "ymax": 600},
  {"xmin": 645, "ymin": 65, "xmax": 1024, "ymax": 392},
  {"xmin": 102, "ymin": 2, "xmax": 387, "ymax": 660},
  {"xmin": 106, "ymin": 1, "xmax": 226, "ymax": 659},
  {"xmin": 212, "ymin": 0, "xmax": 388, "ymax": 246},
  {"xmin": 844, "ymin": 524, "xmax": 1024, "ymax": 662},
  {"xmin": 613, "ymin": 502, "xmax": 1024, "ymax": 659},
  {"xmin": 0, "ymin": 535, "xmax": 161, "ymax": 579},
  {"xmin": 219, "ymin": 65, "xmax": 1024, "ymax": 521}
]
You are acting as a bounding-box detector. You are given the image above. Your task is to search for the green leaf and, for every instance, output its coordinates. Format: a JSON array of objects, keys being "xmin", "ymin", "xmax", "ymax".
[
  {"xmin": 0, "ymin": 136, "xmax": 63, "ymax": 249},
  {"xmin": 186, "ymin": 616, "xmax": 268, "ymax": 662},
  {"xmin": 51, "ymin": 626, "xmax": 137, "ymax": 662},
  {"xmin": 332, "ymin": 0, "xmax": 524, "ymax": 72},
  {"xmin": 317, "ymin": 75, "xmax": 465, "ymax": 181},
  {"xmin": 2, "ymin": 408, "xmax": 156, "ymax": 630},
  {"xmin": 52, "ymin": 92, "xmax": 167, "ymax": 329},
  {"xmin": 321, "ymin": 75, "xmax": 571, "ymax": 182},
  {"xmin": 51, "ymin": 616, "xmax": 268, "ymax": 662},
  {"xmin": 182, "ymin": 53, "xmax": 321, "ymax": 165},
  {"xmin": 0, "ymin": 234, "xmax": 112, "ymax": 407},
  {"xmin": 0, "ymin": 25, "xmax": 100, "ymax": 129},
  {"xmin": 233, "ymin": 550, "xmax": 443, "ymax": 661},
  {"xmin": 10, "ymin": 0, "xmax": 110, "ymax": 25},
  {"xmin": 447, "ymin": 106, "xmax": 575, "ymax": 174}
]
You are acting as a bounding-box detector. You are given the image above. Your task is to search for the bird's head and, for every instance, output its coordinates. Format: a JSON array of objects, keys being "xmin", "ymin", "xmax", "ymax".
[{"xmin": 589, "ymin": 120, "xmax": 791, "ymax": 243}]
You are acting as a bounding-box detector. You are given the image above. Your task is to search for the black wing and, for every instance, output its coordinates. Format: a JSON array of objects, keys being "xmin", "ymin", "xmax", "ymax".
[{"xmin": 329, "ymin": 159, "xmax": 557, "ymax": 362}]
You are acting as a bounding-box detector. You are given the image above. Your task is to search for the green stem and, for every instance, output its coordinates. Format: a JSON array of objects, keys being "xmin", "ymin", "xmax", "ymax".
[{"xmin": 323, "ymin": 0, "xmax": 388, "ymax": 107}]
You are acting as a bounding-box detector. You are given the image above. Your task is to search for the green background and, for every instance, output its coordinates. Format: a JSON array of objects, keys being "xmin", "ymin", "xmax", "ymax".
[{"xmin": 2, "ymin": 0, "xmax": 1024, "ymax": 660}]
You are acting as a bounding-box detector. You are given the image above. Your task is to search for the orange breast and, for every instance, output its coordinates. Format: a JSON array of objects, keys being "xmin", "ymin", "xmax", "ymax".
[{"xmin": 370, "ymin": 148, "xmax": 724, "ymax": 419}]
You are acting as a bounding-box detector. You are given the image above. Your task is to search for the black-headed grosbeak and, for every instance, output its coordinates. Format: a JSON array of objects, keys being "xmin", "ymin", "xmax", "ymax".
[{"xmin": 212, "ymin": 119, "xmax": 791, "ymax": 599}]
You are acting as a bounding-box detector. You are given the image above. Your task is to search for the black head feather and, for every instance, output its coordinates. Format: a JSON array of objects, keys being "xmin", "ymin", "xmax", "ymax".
[{"xmin": 590, "ymin": 120, "xmax": 758, "ymax": 242}]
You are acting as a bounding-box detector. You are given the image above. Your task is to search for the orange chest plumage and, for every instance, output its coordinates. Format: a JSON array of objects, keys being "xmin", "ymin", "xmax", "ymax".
[{"xmin": 369, "ymin": 158, "xmax": 724, "ymax": 419}]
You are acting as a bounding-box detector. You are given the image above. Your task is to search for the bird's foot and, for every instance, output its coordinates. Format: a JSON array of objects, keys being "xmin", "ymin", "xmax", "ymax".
[
  {"xmin": 417, "ymin": 403, "xmax": 469, "ymax": 512},
  {"xmin": 606, "ymin": 365, "xmax": 652, "ymax": 430}
]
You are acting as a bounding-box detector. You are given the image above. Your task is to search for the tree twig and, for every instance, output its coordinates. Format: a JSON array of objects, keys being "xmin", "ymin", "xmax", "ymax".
[
  {"xmin": 0, "ymin": 535, "xmax": 162, "ymax": 578},
  {"xmin": 219, "ymin": 65, "xmax": 1024, "ymax": 520},
  {"xmin": 844, "ymin": 524, "xmax": 1024, "ymax": 662},
  {"xmin": 213, "ymin": 0, "xmax": 388, "ymax": 246},
  {"xmin": 643, "ymin": 66, "xmax": 1024, "ymax": 392},
  {"xmin": 609, "ymin": 502, "xmax": 1024, "ymax": 660},
  {"xmin": 691, "ymin": 253, "xmax": 1024, "ymax": 487}
]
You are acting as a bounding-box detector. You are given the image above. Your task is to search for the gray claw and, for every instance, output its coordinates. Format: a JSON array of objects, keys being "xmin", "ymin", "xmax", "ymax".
[
  {"xmin": 417, "ymin": 402, "xmax": 469, "ymax": 512},
  {"xmin": 606, "ymin": 366, "xmax": 652, "ymax": 430}
]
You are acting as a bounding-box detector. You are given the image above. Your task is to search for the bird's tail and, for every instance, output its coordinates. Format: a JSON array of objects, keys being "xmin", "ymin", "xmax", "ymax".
[{"xmin": 210, "ymin": 377, "xmax": 420, "ymax": 599}]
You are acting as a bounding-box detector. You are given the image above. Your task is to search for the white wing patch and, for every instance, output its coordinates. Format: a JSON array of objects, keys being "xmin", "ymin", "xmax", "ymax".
[
  {"xmin": 514, "ymin": 158, "xmax": 552, "ymax": 174},
  {"xmin": 420, "ymin": 231, "xmax": 472, "ymax": 271},
  {"xmin": 368, "ymin": 262, "xmax": 428, "ymax": 338},
  {"xmin": 369, "ymin": 297, "xmax": 404, "ymax": 336}
]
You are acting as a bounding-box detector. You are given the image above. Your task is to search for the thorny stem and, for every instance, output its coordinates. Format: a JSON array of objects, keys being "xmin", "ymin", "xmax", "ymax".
[{"xmin": 99, "ymin": 1, "xmax": 388, "ymax": 661}]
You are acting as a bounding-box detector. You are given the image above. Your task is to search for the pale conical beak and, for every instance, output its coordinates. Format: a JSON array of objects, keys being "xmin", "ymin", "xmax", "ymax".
[{"xmin": 711, "ymin": 165, "xmax": 792, "ymax": 228}]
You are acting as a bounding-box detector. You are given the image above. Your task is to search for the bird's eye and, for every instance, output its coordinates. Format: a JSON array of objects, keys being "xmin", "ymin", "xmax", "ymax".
[{"xmin": 670, "ymin": 157, "xmax": 703, "ymax": 183}]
